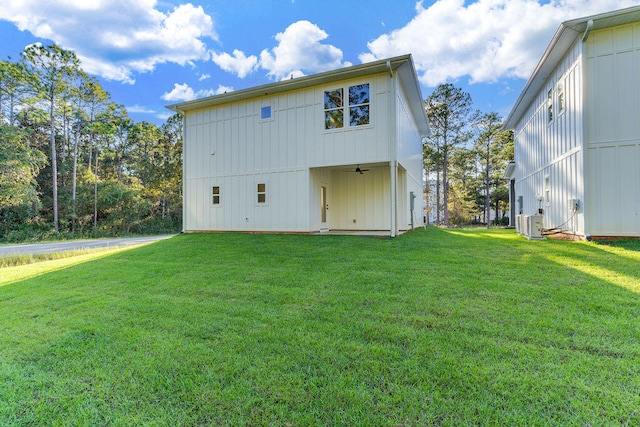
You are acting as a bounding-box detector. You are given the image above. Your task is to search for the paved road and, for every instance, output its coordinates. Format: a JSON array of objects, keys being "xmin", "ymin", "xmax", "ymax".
[{"xmin": 0, "ymin": 235, "xmax": 175, "ymax": 256}]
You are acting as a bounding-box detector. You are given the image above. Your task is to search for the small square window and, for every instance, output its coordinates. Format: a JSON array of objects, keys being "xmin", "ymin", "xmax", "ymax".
[
  {"xmin": 261, "ymin": 106, "xmax": 271, "ymax": 120},
  {"xmin": 257, "ymin": 183, "xmax": 266, "ymax": 203},
  {"xmin": 212, "ymin": 186, "xmax": 220, "ymax": 205}
]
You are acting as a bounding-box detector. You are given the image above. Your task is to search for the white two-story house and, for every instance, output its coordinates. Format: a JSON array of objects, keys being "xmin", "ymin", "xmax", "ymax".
[
  {"xmin": 168, "ymin": 54, "xmax": 430, "ymax": 236},
  {"xmin": 505, "ymin": 6, "xmax": 640, "ymax": 238}
]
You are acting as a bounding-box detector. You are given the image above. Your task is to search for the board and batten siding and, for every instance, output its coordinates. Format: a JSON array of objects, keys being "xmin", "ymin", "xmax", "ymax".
[
  {"xmin": 584, "ymin": 22, "xmax": 640, "ymax": 236},
  {"xmin": 324, "ymin": 166, "xmax": 392, "ymax": 230},
  {"xmin": 512, "ymin": 38, "xmax": 585, "ymax": 235},
  {"xmin": 396, "ymin": 79, "xmax": 426, "ymax": 228},
  {"xmin": 183, "ymin": 72, "xmax": 398, "ymax": 232}
]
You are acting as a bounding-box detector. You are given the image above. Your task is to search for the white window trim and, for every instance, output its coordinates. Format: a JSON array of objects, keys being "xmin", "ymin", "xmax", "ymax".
[
  {"xmin": 323, "ymin": 82, "xmax": 372, "ymax": 132},
  {"xmin": 557, "ymin": 80, "xmax": 566, "ymax": 117},
  {"xmin": 260, "ymin": 105, "xmax": 274, "ymax": 122},
  {"xmin": 256, "ymin": 181, "xmax": 268, "ymax": 206},
  {"xmin": 211, "ymin": 185, "xmax": 222, "ymax": 207},
  {"xmin": 546, "ymin": 88, "xmax": 554, "ymax": 125}
]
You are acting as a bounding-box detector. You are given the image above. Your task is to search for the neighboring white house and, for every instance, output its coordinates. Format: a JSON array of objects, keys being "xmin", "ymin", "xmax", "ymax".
[
  {"xmin": 168, "ymin": 55, "xmax": 430, "ymax": 236},
  {"xmin": 504, "ymin": 6, "xmax": 640, "ymax": 238}
]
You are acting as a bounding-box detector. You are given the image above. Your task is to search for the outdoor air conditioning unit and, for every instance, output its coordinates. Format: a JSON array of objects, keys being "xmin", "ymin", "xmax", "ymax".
[
  {"xmin": 521, "ymin": 215, "xmax": 530, "ymax": 237},
  {"xmin": 524, "ymin": 214, "xmax": 544, "ymax": 240},
  {"xmin": 515, "ymin": 215, "xmax": 523, "ymax": 234}
]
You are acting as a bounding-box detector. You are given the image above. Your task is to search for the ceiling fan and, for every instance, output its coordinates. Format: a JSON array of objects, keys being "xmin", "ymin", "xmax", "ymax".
[{"xmin": 345, "ymin": 165, "xmax": 369, "ymax": 174}]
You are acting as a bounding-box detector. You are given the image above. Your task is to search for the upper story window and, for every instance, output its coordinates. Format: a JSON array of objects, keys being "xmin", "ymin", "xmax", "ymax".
[
  {"xmin": 547, "ymin": 89, "xmax": 553, "ymax": 123},
  {"xmin": 557, "ymin": 83, "xmax": 565, "ymax": 113},
  {"xmin": 261, "ymin": 106, "xmax": 272, "ymax": 120},
  {"xmin": 324, "ymin": 89, "xmax": 343, "ymax": 129},
  {"xmin": 324, "ymin": 83, "xmax": 370, "ymax": 130},
  {"xmin": 349, "ymin": 84, "xmax": 370, "ymax": 126}
]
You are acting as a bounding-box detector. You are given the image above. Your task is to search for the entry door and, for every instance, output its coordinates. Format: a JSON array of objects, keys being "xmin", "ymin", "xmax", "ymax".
[{"xmin": 320, "ymin": 185, "xmax": 328, "ymax": 226}]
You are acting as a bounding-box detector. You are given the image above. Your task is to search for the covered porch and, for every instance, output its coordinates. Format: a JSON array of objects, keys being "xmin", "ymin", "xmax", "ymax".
[{"xmin": 309, "ymin": 162, "xmax": 413, "ymax": 237}]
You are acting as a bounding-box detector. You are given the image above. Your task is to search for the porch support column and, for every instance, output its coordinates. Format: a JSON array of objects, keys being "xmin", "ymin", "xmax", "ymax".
[{"xmin": 390, "ymin": 160, "xmax": 398, "ymax": 237}]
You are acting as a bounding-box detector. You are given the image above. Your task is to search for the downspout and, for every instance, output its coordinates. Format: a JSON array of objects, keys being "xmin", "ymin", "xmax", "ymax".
[
  {"xmin": 175, "ymin": 107, "xmax": 187, "ymax": 233},
  {"xmin": 390, "ymin": 161, "xmax": 398, "ymax": 237},
  {"xmin": 388, "ymin": 61, "xmax": 398, "ymax": 237},
  {"xmin": 582, "ymin": 19, "xmax": 593, "ymax": 42},
  {"xmin": 580, "ymin": 21, "xmax": 592, "ymax": 239}
]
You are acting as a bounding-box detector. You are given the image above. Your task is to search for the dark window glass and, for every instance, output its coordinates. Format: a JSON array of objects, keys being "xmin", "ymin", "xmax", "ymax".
[
  {"xmin": 325, "ymin": 109, "xmax": 344, "ymax": 129},
  {"xmin": 349, "ymin": 84, "xmax": 369, "ymax": 106},
  {"xmin": 324, "ymin": 89, "xmax": 343, "ymax": 109},
  {"xmin": 349, "ymin": 83, "xmax": 370, "ymax": 126},
  {"xmin": 324, "ymin": 89, "xmax": 344, "ymax": 129},
  {"xmin": 350, "ymin": 105, "xmax": 370, "ymax": 126}
]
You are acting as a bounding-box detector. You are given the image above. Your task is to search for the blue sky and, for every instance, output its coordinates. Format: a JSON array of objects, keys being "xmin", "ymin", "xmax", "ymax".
[{"xmin": 1, "ymin": 0, "xmax": 636, "ymax": 125}]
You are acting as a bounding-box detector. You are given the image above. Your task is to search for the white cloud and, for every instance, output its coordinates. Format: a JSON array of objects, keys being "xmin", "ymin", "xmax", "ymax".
[
  {"xmin": 258, "ymin": 20, "xmax": 351, "ymax": 80},
  {"xmin": 162, "ymin": 83, "xmax": 196, "ymax": 102},
  {"xmin": 211, "ymin": 49, "xmax": 259, "ymax": 78},
  {"xmin": 199, "ymin": 73, "xmax": 211, "ymax": 81},
  {"xmin": 360, "ymin": 0, "xmax": 639, "ymax": 87},
  {"xmin": 0, "ymin": 0, "xmax": 216, "ymax": 83},
  {"xmin": 127, "ymin": 105, "xmax": 156, "ymax": 114},
  {"xmin": 162, "ymin": 83, "xmax": 234, "ymax": 102},
  {"xmin": 156, "ymin": 112, "xmax": 175, "ymax": 121}
]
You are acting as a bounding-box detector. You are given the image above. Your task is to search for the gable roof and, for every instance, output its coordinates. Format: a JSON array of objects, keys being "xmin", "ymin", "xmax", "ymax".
[
  {"xmin": 504, "ymin": 5, "xmax": 640, "ymax": 129},
  {"xmin": 167, "ymin": 54, "xmax": 430, "ymax": 137}
]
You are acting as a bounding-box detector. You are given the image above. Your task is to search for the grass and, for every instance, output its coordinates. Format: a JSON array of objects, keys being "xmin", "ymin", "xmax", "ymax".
[
  {"xmin": 0, "ymin": 228, "xmax": 638, "ymax": 426},
  {"xmin": 0, "ymin": 248, "xmax": 115, "ymax": 268}
]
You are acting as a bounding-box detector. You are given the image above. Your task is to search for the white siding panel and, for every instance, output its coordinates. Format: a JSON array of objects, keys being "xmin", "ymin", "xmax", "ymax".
[
  {"xmin": 586, "ymin": 143, "xmax": 640, "ymax": 236},
  {"xmin": 595, "ymin": 54, "xmax": 616, "ymax": 142},
  {"xmin": 584, "ymin": 22, "xmax": 640, "ymax": 236},
  {"xmin": 618, "ymin": 144, "xmax": 638, "ymax": 232},
  {"xmin": 396, "ymin": 81, "xmax": 425, "ymax": 225},
  {"xmin": 616, "ymin": 50, "xmax": 638, "ymax": 140},
  {"xmin": 598, "ymin": 146, "xmax": 619, "ymax": 234},
  {"xmin": 330, "ymin": 166, "xmax": 390, "ymax": 230}
]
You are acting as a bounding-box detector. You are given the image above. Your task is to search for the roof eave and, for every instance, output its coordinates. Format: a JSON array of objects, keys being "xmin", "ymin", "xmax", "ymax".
[{"xmin": 504, "ymin": 161, "xmax": 516, "ymax": 180}]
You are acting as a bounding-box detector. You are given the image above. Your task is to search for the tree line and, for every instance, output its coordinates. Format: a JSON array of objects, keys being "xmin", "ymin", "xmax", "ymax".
[
  {"xmin": 424, "ymin": 83, "xmax": 514, "ymax": 228},
  {"xmin": 0, "ymin": 44, "xmax": 182, "ymax": 242},
  {"xmin": 1, "ymin": 43, "xmax": 512, "ymax": 241}
]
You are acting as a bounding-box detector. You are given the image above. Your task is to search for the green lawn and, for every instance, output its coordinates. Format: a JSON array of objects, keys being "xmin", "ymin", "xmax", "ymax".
[{"xmin": 1, "ymin": 228, "xmax": 638, "ymax": 426}]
